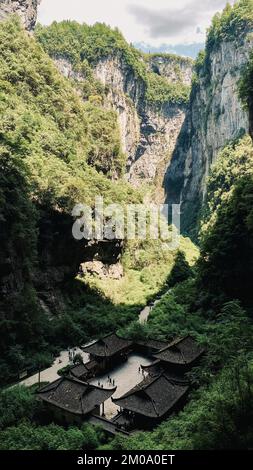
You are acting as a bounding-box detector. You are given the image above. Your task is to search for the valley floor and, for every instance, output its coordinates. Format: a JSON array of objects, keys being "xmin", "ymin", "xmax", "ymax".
[
  {"xmin": 89, "ymin": 353, "xmax": 151, "ymax": 419},
  {"xmin": 17, "ymin": 295, "xmax": 160, "ymax": 389}
]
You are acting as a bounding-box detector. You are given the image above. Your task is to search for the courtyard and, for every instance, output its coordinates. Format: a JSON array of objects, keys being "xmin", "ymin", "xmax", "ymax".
[{"xmin": 89, "ymin": 353, "xmax": 152, "ymax": 419}]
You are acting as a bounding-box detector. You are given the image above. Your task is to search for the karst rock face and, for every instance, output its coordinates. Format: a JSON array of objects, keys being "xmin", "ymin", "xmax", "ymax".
[
  {"xmin": 94, "ymin": 54, "xmax": 192, "ymax": 189},
  {"xmin": 165, "ymin": 32, "xmax": 253, "ymax": 235},
  {"xmin": 55, "ymin": 53, "xmax": 193, "ymax": 195},
  {"xmin": 0, "ymin": 0, "xmax": 40, "ymax": 31}
]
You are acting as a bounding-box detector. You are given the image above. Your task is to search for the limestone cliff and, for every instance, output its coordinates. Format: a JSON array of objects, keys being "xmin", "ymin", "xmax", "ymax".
[
  {"xmin": 94, "ymin": 54, "xmax": 192, "ymax": 191},
  {"xmin": 54, "ymin": 51, "xmax": 192, "ymax": 195},
  {"xmin": 147, "ymin": 54, "xmax": 193, "ymax": 86},
  {"xmin": 0, "ymin": 0, "xmax": 40, "ymax": 30},
  {"xmin": 165, "ymin": 31, "xmax": 253, "ymax": 235},
  {"xmin": 94, "ymin": 55, "xmax": 142, "ymax": 176}
]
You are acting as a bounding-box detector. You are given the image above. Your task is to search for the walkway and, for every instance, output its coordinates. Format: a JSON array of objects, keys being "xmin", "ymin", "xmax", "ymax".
[
  {"xmin": 139, "ymin": 297, "xmax": 162, "ymax": 324},
  {"xmin": 19, "ymin": 347, "xmax": 90, "ymax": 387}
]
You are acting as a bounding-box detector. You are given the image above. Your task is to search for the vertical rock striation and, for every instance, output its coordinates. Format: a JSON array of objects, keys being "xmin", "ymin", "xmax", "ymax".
[
  {"xmin": 165, "ymin": 32, "xmax": 253, "ymax": 236},
  {"xmin": 94, "ymin": 54, "xmax": 192, "ymax": 191}
]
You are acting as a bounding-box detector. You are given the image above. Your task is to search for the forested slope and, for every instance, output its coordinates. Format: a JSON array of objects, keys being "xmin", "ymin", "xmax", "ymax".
[
  {"xmin": 35, "ymin": 21, "xmax": 192, "ymax": 189},
  {"xmin": 0, "ymin": 17, "xmax": 196, "ymax": 385},
  {"xmin": 1, "ymin": 0, "xmax": 253, "ymax": 452},
  {"xmin": 0, "ymin": 16, "xmax": 137, "ymax": 384}
]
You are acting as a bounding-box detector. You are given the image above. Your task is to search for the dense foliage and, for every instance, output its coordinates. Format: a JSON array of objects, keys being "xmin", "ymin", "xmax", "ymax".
[
  {"xmin": 0, "ymin": 386, "xmax": 40, "ymax": 430},
  {"xmin": 0, "ymin": 17, "xmax": 140, "ymax": 385},
  {"xmin": 1, "ymin": 2, "xmax": 253, "ymax": 452},
  {"xmin": 200, "ymin": 135, "xmax": 253, "ymax": 235},
  {"xmin": 0, "ymin": 422, "xmax": 104, "ymax": 451},
  {"xmin": 145, "ymin": 72, "xmax": 190, "ymax": 105},
  {"xmin": 0, "ymin": 386, "xmax": 104, "ymax": 450},
  {"xmin": 207, "ymin": 0, "xmax": 253, "ymax": 52},
  {"xmin": 35, "ymin": 20, "xmax": 190, "ymax": 106},
  {"xmin": 0, "ymin": 18, "xmax": 133, "ymax": 202},
  {"xmin": 83, "ymin": 235, "xmax": 197, "ymax": 307},
  {"xmin": 197, "ymin": 175, "xmax": 253, "ymax": 310},
  {"xmin": 0, "ymin": 17, "xmax": 195, "ymax": 386},
  {"xmin": 196, "ymin": 136, "xmax": 253, "ymax": 310},
  {"xmin": 36, "ymin": 21, "xmax": 145, "ymax": 72}
]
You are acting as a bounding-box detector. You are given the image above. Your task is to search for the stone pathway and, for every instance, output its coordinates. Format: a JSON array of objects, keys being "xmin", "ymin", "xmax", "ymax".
[
  {"xmin": 139, "ymin": 297, "xmax": 161, "ymax": 324},
  {"xmin": 19, "ymin": 347, "xmax": 90, "ymax": 387}
]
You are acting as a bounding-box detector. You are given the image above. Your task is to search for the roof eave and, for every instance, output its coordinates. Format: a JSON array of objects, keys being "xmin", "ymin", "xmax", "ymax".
[{"xmin": 38, "ymin": 395, "xmax": 86, "ymax": 416}]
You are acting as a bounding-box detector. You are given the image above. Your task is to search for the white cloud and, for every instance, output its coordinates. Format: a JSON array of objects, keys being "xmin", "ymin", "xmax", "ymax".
[{"xmin": 38, "ymin": 0, "xmax": 235, "ymax": 46}]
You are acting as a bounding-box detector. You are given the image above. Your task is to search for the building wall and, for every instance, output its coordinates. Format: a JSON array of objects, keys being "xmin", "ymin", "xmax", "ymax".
[{"xmin": 41, "ymin": 402, "xmax": 86, "ymax": 426}]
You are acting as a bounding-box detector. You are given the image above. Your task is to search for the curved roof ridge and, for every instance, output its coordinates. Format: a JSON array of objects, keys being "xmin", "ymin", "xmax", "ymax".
[
  {"xmin": 154, "ymin": 335, "xmax": 204, "ymax": 366},
  {"xmin": 96, "ymin": 332, "xmax": 114, "ymax": 343},
  {"xmin": 141, "ymin": 359, "xmax": 161, "ymax": 370},
  {"xmin": 157, "ymin": 335, "xmax": 191, "ymax": 353},
  {"xmin": 38, "ymin": 377, "xmax": 63, "ymax": 394},
  {"xmin": 143, "ymin": 376, "xmax": 169, "ymax": 417},
  {"xmin": 38, "ymin": 376, "xmax": 116, "ymax": 417},
  {"xmin": 113, "ymin": 373, "xmax": 162, "ymax": 402},
  {"xmin": 161, "ymin": 373, "xmax": 178, "ymax": 386},
  {"xmin": 112, "ymin": 372, "xmax": 189, "ymax": 418},
  {"xmin": 66, "ymin": 376, "xmax": 89, "ymax": 386},
  {"xmin": 87, "ymin": 382, "xmax": 117, "ymax": 393},
  {"xmin": 50, "ymin": 375, "xmax": 116, "ymax": 393},
  {"xmin": 147, "ymin": 395, "xmax": 160, "ymax": 417}
]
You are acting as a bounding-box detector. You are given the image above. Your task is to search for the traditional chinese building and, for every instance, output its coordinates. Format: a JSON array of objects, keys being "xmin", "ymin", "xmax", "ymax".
[
  {"xmin": 82, "ymin": 333, "xmax": 133, "ymax": 371},
  {"xmin": 112, "ymin": 372, "xmax": 189, "ymax": 430},
  {"xmin": 37, "ymin": 333, "xmax": 205, "ymax": 432},
  {"xmin": 69, "ymin": 359, "xmax": 98, "ymax": 381},
  {"xmin": 37, "ymin": 376, "xmax": 116, "ymax": 425},
  {"xmin": 134, "ymin": 338, "xmax": 168, "ymax": 356},
  {"xmin": 152, "ymin": 335, "xmax": 205, "ymax": 373}
]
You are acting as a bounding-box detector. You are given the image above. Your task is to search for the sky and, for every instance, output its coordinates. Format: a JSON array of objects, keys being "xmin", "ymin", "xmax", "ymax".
[{"xmin": 38, "ymin": 0, "xmax": 236, "ymax": 53}]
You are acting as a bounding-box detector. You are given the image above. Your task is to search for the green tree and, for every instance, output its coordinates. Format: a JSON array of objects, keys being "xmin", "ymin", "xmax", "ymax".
[
  {"xmin": 109, "ymin": 358, "xmax": 253, "ymax": 450},
  {"xmin": 197, "ymin": 176, "xmax": 253, "ymax": 310},
  {"xmin": 167, "ymin": 251, "xmax": 193, "ymax": 288},
  {"xmin": 0, "ymin": 387, "xmax": 39, "ymax": 430}
]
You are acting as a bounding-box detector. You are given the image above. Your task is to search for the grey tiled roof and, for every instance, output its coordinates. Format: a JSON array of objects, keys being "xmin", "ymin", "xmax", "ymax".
[
  {"xmin": 113, "ymin": 373, "xmax": 189, "ymax": 418},
  {"xmin": 69, "ymin": 360, "xmax": 97, "ymax": 379},
  {"xmin": 82, "ymin": 333, "xmax": 132, "ymax": 358},
  {"xmin": 38, "ymin": 377, "xmax": 116, "ymax": 416},
  {"xmin": 141, "ymin": 362, "xmax": 189, "ymax": 385},
  {"xmin": 154, "ymin": 335, "xmax": 205, "ymax": 365},
  {"xmin": 135, "ymin": 339, "xmax": 168, "ymax": 351},
  {"xmin": 141, "ymin": 359, "xmax": 161, "ymax": 371}
]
